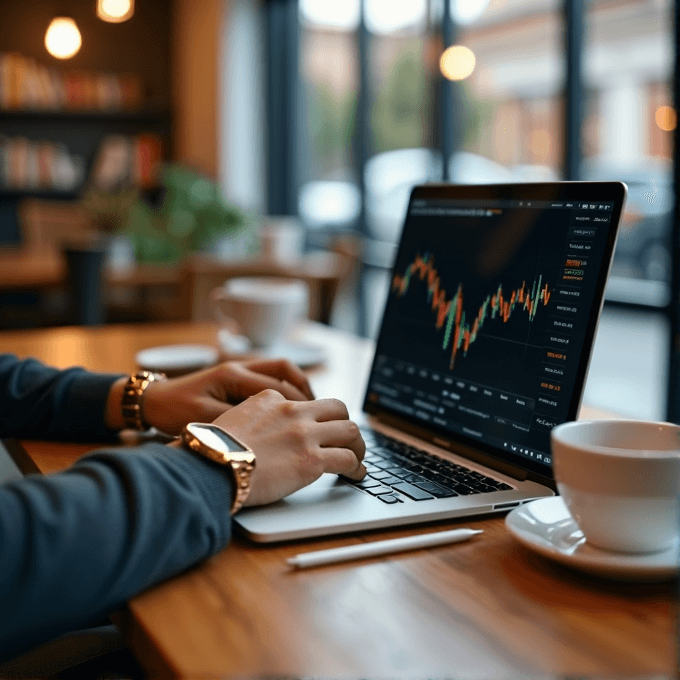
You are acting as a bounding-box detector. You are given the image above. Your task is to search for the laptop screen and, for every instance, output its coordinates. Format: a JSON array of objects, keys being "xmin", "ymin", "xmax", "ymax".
[{"xmin": 363, "ymin": 183, "xmax": 625, "ymax": 481}]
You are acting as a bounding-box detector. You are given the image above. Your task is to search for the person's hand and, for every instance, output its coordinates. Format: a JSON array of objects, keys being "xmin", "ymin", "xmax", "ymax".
[
  {"xmin": 143, "ymin": 359, "xmax": 315, "ymax": 435},
  {"xmin": 105, "ymin": 359, "xmax": 315, "ymax": 435},
  {"xmin": 210, "ymin": 389, "xmax": 366, "ymax": 506}
]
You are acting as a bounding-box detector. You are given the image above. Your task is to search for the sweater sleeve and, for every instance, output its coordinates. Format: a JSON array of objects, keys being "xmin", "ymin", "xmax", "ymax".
[
  {"xmin": 0, "ymin": 442, "xmax": 234, "ymax": 662},
  {"xmin": 0, "ymin": 354, "xmax": 124, "ymax": 441}
]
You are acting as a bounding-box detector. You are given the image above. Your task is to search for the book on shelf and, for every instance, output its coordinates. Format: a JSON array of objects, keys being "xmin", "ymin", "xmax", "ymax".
[
  {"xmin": 0, "ymin": 135, "xmax": 83, "ymax": 193},
  {"xmin": 0, "ymin": 131, "xmax": 164, "ymax": 194},
  {"xmin": 0, "ymin": 52, "xmax": 145, "ymax": 112}
]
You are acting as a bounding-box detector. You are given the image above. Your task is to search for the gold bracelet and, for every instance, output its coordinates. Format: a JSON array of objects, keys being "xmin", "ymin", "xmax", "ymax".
[{"xmin": 121, "ymin": 371, "xmax": 167, "ymax": 431}]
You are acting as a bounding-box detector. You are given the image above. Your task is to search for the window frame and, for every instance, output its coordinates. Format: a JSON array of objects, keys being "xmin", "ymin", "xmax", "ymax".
[{"xmin": 265, "ymin": 0, "xmax": 680, "ymax": 421}]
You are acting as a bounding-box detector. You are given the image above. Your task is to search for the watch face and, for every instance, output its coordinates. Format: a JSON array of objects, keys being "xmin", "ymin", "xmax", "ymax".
[
  {"xmin": 186, "ymin": 423, "xmax": 254, "ymax": 462},
  {"xmin": 199, "ymin": 424, "xmax": 246, "ymax": 451}
]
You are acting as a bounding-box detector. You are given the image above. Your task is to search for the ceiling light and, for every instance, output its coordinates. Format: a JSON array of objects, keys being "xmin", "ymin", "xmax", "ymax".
[
  {"xmin": 45, "ymin": 16, "xmax": 82, "ymax": 60},
  {"xmin": 97, "ymin": 0, "xmax": 135, "ymax": 23}
]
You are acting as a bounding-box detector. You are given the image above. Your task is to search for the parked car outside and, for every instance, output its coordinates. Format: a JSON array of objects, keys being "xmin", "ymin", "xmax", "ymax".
[
  {"xmin": 581, "ymin": 157, "xmax": 672, "ymax": 282},
  {"xmin": 298, "ymin": 150, "xmax": 673, "ymax": 284}
]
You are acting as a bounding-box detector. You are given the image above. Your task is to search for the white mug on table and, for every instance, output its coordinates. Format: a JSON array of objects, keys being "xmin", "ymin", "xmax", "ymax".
[
  {"xmin": 551, "ymin": 419, "xmax": 680, "ymax": 554},
  {"xmin": 211, "ymin": 277, "xmax": 309, "ymax": 350}
]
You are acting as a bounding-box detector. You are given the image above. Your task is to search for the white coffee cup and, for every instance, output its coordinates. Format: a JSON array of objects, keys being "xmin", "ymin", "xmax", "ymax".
[
  {"xmin": 259, "ymin": 216, "xmax": 304, "ymax": 263},
  {"xmin": 551, "ymin": 419, "xmax": 680, "ymax": 554},
  {"xmin": 211, "ymin": 277, "xmax": 308, "ymax": 349}
]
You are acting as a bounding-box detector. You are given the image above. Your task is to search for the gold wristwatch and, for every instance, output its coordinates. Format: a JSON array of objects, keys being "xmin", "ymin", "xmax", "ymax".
[
  {"xmin": 180, "ymin": 422, "xmax": 256, "ymax": 515},
  {"xmin": 121, "ymin": 371, "xmax": 167, "ymax": 431}
]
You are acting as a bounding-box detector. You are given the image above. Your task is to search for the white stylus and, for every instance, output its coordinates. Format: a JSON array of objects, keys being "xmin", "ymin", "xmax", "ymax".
[{"xmin": 286, "ymin": 527, "xmax": 483, "ymax": 569}]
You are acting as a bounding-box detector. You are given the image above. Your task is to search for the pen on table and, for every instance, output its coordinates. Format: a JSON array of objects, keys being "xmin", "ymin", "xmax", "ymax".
[{"xmin": 286, "ymin": 527, "xmax": 483, "ymax": 569}]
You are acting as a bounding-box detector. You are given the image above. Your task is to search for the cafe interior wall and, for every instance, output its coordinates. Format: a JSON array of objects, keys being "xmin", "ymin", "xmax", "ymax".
[
  {"xmin": 0, "ymin": 0, "xmax": 172, "ymax": 108},
  {"xmin": 0, "ymin": 0, "xmax": 229, "ymax": 175},
  {"xmin": 172, "ymin": 0, "xmax": 224, "ymax": 179},
  {"xmin": 1, "ymin": 0, "xmax": 234, "ymax": 177},
  {"xmin": 0, "ymin": 0, "xmax": 238, "ymax": 322}
]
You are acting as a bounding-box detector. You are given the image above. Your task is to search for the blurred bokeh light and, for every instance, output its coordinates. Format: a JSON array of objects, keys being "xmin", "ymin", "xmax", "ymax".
[{"xmin": 440, "ymin": 45, "xmax": 476, "ymax": 81}]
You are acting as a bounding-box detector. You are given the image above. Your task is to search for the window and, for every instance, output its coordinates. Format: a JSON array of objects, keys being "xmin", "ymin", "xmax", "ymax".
[
  {"xmin": 298, "ymin": 1, "xmax": 360, "ymax": 230},
  {"xmin": 582, "ymin": 0, "xmax": 673, "ymax": 307},
  {"xmin": 365, "ymin": 0, "xmax": 438, "ymax": 243},
  {"xmin": 453, "ymin": 0, "xmax": 563, "ymax": 181},
  {"xmin": 265, "ymin": 0, "xmax": 678, "ymax": 419}
]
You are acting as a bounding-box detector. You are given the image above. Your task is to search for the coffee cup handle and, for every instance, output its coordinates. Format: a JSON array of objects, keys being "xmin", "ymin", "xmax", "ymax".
[{"xmin": 210, "ymin": 287, "xmax": 242, "ymax": 336}]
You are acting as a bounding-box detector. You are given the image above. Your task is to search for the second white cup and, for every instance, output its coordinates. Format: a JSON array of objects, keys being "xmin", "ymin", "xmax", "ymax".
[
  {"xmin": 211, "ymin": 277, "xmax": 309, "ymax": 349},
  {"xmin": 551, "ymin": 419, "xmax": 680, "ymax": 554}
]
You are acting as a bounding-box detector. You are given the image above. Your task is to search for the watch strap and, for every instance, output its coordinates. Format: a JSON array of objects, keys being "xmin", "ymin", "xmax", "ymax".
[
  {"xmin": 229, "ymin": 459, "xmax": 255, "ymax": 515},
  {"xmin": 121, "ymin": 371, "xmax": 167, "ymax": 431}
]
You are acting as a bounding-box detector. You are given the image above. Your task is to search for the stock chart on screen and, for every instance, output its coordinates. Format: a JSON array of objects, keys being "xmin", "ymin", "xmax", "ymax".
[
  {"xmin": 367, "ymin": 196, "xmax": 615, "ymax": 466},
  {"xmin": 392, "ymin": 253, "xmax": 553, "ymax": 370}
]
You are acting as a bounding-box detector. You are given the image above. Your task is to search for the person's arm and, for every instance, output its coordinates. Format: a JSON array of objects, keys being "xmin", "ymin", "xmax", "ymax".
[
  {"xmin": 0, "ymin": 443, "xmax": 234, "ymax": 662},
  {"xmin": 0, "ymin": 355, "xmax": 123, "ymax": 441},
  {"xmin": 0, "ymin": 354, "xmax": 315, "ymax": 440},
  {"xmin": 0, "ymin": 356, "xmax": 364, "ymax": 662}
]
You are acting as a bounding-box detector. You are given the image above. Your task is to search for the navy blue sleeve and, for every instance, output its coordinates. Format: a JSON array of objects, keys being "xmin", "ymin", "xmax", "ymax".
[
  {"xmin": 0, "ymin": 354, "xmax": 124, "ymax": 441},
  {"xmin": 0, "ymin": 443, "xmax": 233, "ymax": 662}
]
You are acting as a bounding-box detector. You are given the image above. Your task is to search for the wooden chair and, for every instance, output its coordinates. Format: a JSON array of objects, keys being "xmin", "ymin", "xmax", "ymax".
[
  {"xmin": 180, "ymin": 235, "xmax": 362, "ymax": 325},
  {"xmin": 18, "ymin": 199, "xmax": 95, "ymax": 254},
  {"xmin": 4, "ymin": 200, "xmax": 362, "ymax": 327},
  {"xmin": 0, "ymin": 199, "xmax": 94, "ymax": 292}
]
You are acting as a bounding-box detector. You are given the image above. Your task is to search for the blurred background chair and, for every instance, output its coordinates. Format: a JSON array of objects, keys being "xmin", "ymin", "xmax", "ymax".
[
  {"xmin": 0, "ymin": 199, "xmax": 93, "ymax": 327},
  {"xmin": 0, "ymin": 195, "xmax": 361, "ymax": 329},
  {"xmin": 18, "ymin": 198, "xmax": 109, "ymax": 326},
  {"xmin": 180, "ymin": 234, "xmax": 361, "ymax": 326},
  {"xmin": 19, "ymin": 198, "xmax": 94, "ymax": 254}
]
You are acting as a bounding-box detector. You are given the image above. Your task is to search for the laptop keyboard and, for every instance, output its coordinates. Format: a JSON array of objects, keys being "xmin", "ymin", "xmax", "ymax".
[{"xmin": 342, "ymin": 429, "xmax": 513, "ymax": 505}]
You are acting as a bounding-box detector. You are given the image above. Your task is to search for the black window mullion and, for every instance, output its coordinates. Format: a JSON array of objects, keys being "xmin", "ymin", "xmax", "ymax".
[
  {"xmin": 439, "ymin": 4, "xmax": 464, "ymax": 182},
  {"xmin": 564, "ymin": 0, "xmax": 584, "ymax": 181},
  {"xmin": 440, "ymin": 5, "xmax": 454, "ymax": 181},
  {"xmin": 265, "ymin": 0, "xmax": 299, "ymax": 216},
  {"xmin": 356, "ymin": 0, "xmax": 371, "ymax": 337},
  {"xmin": 665, "ymin": 0, "xmax": 680, "ymax": 423}
]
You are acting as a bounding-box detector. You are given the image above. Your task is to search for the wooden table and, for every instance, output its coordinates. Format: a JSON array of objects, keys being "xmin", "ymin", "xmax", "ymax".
[
  {"xmin": 1, "ymin": 322, "xmax": 675, "ymax": 678},
  {"xmin": 0, "ymin": 250, "xmax": 350, "ymax": 326}
]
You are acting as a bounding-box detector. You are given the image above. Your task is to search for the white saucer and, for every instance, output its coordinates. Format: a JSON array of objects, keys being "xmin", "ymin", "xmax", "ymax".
[
  {"xmin": 505, "ymin": 497, "xmax": 678, "ymax": 581},
  {"xmin": 257, "ymin": 342, "xmax": 326, "ymax": 368},
  {"xmin": 217, "ymin": 329, "xmax": 326, "ymax": 368},
  {"xmin": 136, "ymin": 345, "xmax": 219, "ymax": 376}
]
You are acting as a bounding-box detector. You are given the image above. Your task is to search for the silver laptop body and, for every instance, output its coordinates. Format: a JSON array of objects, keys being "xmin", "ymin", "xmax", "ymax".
[{"xmin": 235, "ymin": 182, "xmax": 627, "ymax": 542}]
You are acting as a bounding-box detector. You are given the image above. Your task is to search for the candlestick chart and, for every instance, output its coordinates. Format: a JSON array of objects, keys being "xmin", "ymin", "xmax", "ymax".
[{"xmin": 392, "ymin": 253, "xmax": 552, "ymax": 369}]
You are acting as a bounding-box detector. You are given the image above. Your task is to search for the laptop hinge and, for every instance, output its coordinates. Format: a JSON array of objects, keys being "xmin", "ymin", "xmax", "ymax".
[{"xmin": 372, "ymin": 413, "xmax": 530, "ymax": 482}]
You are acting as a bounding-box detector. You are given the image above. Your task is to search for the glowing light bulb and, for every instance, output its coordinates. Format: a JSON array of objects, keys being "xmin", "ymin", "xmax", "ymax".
[
  {"xmin": 655, "ymin": 105, "xmax": 677, "ymax": 132},
  {"xmin": 45, "ymin": 17, "xmax": 82, "ymax": 60},
  {"xmin": 97, "ymin": 0, "xmax": 135, "ymax": 23},
  {"xmin": 440, "ymin": 45, "xmax": 476, "ymax": 81}
]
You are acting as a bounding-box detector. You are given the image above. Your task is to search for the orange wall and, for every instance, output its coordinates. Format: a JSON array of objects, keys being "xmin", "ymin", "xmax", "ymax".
[{"xmin": 171, "ymin": 0, "xmax": 227, "ymax": 178}]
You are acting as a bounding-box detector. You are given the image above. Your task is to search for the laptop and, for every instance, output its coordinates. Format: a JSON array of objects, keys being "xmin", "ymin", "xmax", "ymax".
[{"xmin": 234, "ymin": 181, "xmax": 627, "ymax": 542}]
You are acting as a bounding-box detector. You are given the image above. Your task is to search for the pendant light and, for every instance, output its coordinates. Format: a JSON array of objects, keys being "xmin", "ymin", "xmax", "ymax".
[
  {"xmin": 97, "ymin": 0, "xmax": 135, "ymax": 23},
  {"xmin": 45, "ymin": 15, "xmax": 82, "ymax": 59}
]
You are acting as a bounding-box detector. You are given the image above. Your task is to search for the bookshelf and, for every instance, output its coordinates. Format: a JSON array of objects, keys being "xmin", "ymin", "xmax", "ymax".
[
  {"xmin": 0, "ymin": 108, "xmax": 172, "ymax": 246},
  {"xmin": 1, "ymin": 109, "xmax": 172, "ymax": 125},
  {"xmin": 0, "ymin": 46, "xmax": 172, "ymax": 245}
]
